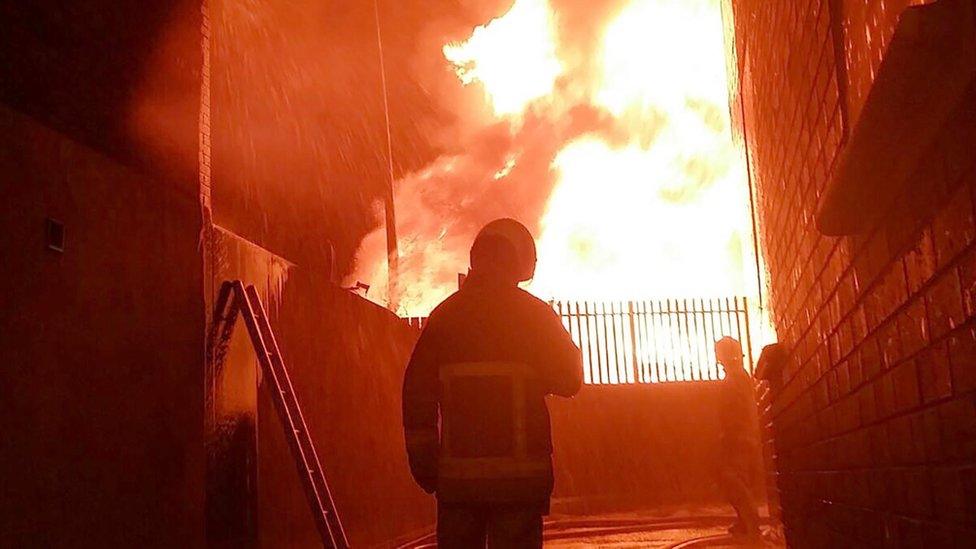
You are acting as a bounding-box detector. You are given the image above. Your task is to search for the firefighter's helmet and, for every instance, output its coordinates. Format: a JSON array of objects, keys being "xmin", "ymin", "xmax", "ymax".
[
  {"xmin": 715, "ymin": 336, "xmax": 744, "ymax": 365},
  {"xmin": 470, "ymin": 218, "xmax": 537, "ymax": 282}
]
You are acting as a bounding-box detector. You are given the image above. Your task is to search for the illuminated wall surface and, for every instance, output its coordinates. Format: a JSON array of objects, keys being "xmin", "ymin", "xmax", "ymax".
[{"xmin": 731, "ymin": 0, "xmax": 976, "ymax": 545}]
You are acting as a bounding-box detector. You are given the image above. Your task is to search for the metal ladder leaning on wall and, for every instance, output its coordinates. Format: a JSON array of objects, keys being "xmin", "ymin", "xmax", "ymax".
[{"xmin": 210, "ymin": 280, "xmax": 349, "ymax": 549}]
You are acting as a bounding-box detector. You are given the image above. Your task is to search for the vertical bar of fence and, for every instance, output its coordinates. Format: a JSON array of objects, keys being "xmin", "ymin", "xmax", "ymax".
[
  {"xmin": 585, "ymin": 302, "xmax": 594, "ymax": 383},
  {"xmin": 680, "ymin": 298, "xmax": 692, "ymax": 381},
  {"xmin": 715, "ymin": 298, "xmax": 724, "ymax": 379},
  {"xmin": 665, "ymin": 299, "xmax": 677, "ymax": 382},
  {"xmin": 651, "ymin": 300, "xmax": 662, "ymax": 383},
  {"xmin": 702, "ymin": 298, "xmax": 713, "ymax": 380},
  {"xmin": 731, "ymin": 296, "xmax": 743, "ymax": 353},
  {"xmin": 678, "ymin": 298, "xmax": 688, "ymax": 382},
  {"xmin": 724, "ymin": 297, "xmax": 735, "ymax": 379},
  {"xmin": 617, "ymin": 301, "xmax": 634, "ymax": 383},
  {"xmin": 631, "ymin": 302, "xmax": 640, "ymax": 383},
  {"xmin": 697, "ymin": 298, "xmax": 707, "ymax": 381},
  {"xmin": 628, "ymin": 301, "xmax": 639, "ymax": 383},
  {"xmin": 573, "ymin": 301, "xmax": 585, "ymax": 384},
  {"xmin": 635, "ymin": 301, "xmax": 646, "ymax": 383},
  {"xmin": 581, "ymin": 302, "xmax": 593, "ymax": 384},
  {"xmin": 597, "ymin": 302, "xmax": 609, "ymax": 384},
  {"xmin": 707, "ymin": 298, "xmax": 720, "ymax": 380},
  {"xmin": 607, "ymin": 302, "xmax": 618, "ymax": 384},
  {"xmin": 641, "ymin": 301, "xmax": 651, "ymax": 382},
  {"xmin": 660, "ymin": 299, "xmax": 670, "ymax": 381},
  {"xmin": 594, "ymin": 302, "xmax": 604, "ymax": 383},
  {"xmin": 610, "ymin": 301, "xmax": 627, "ymax": 383},
  {"xmin": 725, "ymin": 298, "xmax": 734, "ymax": 337},
  {"xmin": 644, "ymin": 300, "xmax": 656, "ymax": 383},
  {"xmin": 628, "ymin": 302, "xmax": 636, "ymax": 383},
  {"xmin": 743, "ymin": 296, "xmax": 754, "ymax": 375},
  {"xmin": 690, "ymin": 298, "xmax": 703, "ymax": 381},
  {"xmin": 563, "ymin": 300, "xmax": 576, "ymax": 383},
  {"xmin": 591, "ymin": 302, "xmax": 601, "ymax": 384}
]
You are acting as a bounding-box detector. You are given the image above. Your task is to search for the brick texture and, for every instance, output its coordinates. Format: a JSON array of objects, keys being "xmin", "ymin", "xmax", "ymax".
[{"xmin": 731, "ymin": 0, "xmax": 976, "ymax": 545}]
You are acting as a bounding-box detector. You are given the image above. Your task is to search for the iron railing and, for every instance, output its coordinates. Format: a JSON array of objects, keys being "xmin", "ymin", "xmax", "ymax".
[
  {"xmin": 552, "ymin": 297, "xmax": 753, "ymax": 384},
  {"xmin": 403, "ymin": 297, "xmax": 753, "ymax": 385}
]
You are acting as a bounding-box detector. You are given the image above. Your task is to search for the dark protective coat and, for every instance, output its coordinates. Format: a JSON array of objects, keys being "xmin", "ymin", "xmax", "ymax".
[{"xmin": 402, "ymin": 273, "xmax": 582, "ymax": 510}]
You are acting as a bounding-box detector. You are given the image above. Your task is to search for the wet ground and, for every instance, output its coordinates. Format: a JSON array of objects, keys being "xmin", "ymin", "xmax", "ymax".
[
  {"xmin": 544, "ymin": 508, "xmax": 785, "ymax": 548},
  {"xmin": 401, "ymin": 506, "xmax": 787, "ymax": 548}
]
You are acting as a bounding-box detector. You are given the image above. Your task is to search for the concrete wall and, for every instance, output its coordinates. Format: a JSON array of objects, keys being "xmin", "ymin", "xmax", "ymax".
[
  {"xmin": 551, "ymin": 382, "xmax": 764, "ymax": 515},
  {"xmin": 257, "ymin": 271, "xmax": 435, "ymax": 548},
  {"xmin": 251, "ymin": 296, "xmax": 763, "ymax": 547},
  {"xmin": 0, "ymin": 105, "xmax": 206, "ymax": 546},
  {"xmin": 730, "ymin": 0, "xmax": 976, "ymax": 545}
]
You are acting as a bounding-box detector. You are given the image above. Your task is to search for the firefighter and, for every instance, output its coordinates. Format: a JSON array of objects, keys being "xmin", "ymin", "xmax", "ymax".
[
  {"xmin": 402, "ymin": 218, "xmax": 582, "ymax": 548},
  {"xmin": 714, "ymin": 336, "xmax": 761, "ymax": 540}
]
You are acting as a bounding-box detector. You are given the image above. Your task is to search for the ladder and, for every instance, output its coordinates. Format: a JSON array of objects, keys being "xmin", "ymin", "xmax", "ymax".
[{"xmin": 210, "ymin": 280, "xmax": 349, "ymax": 549}]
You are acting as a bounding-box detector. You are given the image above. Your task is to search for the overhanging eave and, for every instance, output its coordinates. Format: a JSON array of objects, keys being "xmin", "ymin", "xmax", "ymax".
[{"xmin": 816, "ymin": 0, "xmax": 976, "ymax": 236}]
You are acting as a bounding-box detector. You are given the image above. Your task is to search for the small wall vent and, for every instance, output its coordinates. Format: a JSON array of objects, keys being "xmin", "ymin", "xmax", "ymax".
[{"xmin": 45, "ymin": 218, "xmax": 65, "ymax": 253}]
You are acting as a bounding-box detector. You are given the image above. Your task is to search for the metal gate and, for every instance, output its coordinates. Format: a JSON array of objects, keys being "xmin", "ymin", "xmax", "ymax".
[
  {"xmin": 552, "ymin": 297, "xmax": 753, "ymax": 384},
  {"xmin": 403, "ymin": 297, "xmax": 753, "ymax": 385}
]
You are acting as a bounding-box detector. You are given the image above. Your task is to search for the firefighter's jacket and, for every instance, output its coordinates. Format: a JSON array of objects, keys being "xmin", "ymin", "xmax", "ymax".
[{"xmin": 402, "ymin": 273, "xmax": 582, "ymax": 510}]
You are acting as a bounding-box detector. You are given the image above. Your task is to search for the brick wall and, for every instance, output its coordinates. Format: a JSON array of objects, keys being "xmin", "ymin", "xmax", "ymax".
[{"xmin": 731, "ymin": 0, "xmax": 976, "ymax": 545}]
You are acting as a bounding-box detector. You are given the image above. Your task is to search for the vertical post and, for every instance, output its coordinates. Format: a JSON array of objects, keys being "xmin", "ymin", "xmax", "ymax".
[
  {"xmin": 373, "ymin": 0, "xmax": 399, "ymax": 312},
  {"xmin": 743, "ymin": 296, "xmax": 754, "ymax": 375},
  {"xmin": 628, "ymin": 301, "xmax": 639, "ymax": 383}
]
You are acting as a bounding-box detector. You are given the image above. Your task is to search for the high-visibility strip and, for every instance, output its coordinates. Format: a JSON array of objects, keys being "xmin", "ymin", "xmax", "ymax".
[
  {"xmin": 439, "ymin": 457, "xmax": 550, "ymax": 479},
  {"xmin": 439, "ymin": 361, "xmax": 538, "ymax": 380}
]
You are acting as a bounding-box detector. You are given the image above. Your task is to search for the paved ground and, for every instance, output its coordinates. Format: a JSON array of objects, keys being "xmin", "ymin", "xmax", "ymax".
[
  {"xmin": 400, "ymin": 507, "xmax": 787, "ymax": 548},
  {"xmin": 544, "ymin": 508, "xmax": 785, "ymax": 548}
]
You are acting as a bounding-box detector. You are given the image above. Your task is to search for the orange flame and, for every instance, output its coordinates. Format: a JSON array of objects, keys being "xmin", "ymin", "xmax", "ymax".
[
  {"xmin": 351, "ymin": 0, "xmax": 767, "ymax": 335},
  {"xmin": 443, "ymin": 0, "xmax": 563, "ymax": 117}
]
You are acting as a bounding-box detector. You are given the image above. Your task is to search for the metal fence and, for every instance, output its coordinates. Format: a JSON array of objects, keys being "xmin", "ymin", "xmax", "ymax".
[
  {"xmin": 552, "ymin": 297, "xmax": 753, "ymax": 384},
  {"xmin": 403, "ymin": 297, "xmax": 753, "ymax": 385}
]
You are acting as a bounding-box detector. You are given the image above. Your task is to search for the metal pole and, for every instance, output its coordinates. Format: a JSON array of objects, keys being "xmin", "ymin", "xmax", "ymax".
[{"xmin": 373, "ymin": 0, "xmax": 400, "ymax": 311}]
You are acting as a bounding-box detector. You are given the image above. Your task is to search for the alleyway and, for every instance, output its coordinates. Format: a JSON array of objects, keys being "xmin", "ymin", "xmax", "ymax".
[{"xmin": 401, "ymin": 508, "xmax": 785, "ymax": 548}]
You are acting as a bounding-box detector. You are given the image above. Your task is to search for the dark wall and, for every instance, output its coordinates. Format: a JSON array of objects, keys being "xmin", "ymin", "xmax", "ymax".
[
  {"xmin": 550, "ymin": 382, "xmax": 763, "ymax": 514},
  {"xmin": 0, "ymin": 0, "xmax": 202, "ymax": 183},
  {"xmin": 0, "ymin": 105, "xmax": 206, "ymax": 546},
  {"xmin": 259, "ymin": 269, "xmax": 435, "ymax": 548}
]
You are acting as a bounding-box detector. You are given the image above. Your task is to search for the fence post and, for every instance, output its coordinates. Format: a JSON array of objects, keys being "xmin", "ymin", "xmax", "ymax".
[
  {"xmin": 627, "ymin": 301, "xmax": 639, "ymax": 383},
  {"xmin": 743, "ymin": 296, "xmax": 754, "ymax": 375}
]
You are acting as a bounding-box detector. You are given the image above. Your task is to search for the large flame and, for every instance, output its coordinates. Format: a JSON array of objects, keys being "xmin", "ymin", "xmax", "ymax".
[
  {"xmin": 443, "ymin": 0, "xmax": 563, "ymax": 117},
  {"xmin": 351, "ymin": 0, "xmax": 763, "ymax": 323}
]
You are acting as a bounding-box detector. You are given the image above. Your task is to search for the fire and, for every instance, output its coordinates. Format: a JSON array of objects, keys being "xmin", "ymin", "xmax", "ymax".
[
  {"xmin": 443, "ymin": 0, "xmax": 563, "ymax": 117},
  {"xmin": 531, "ymin": 0, "xmax": 748, "ymax": 301},
  {"xmin": 351, "ymin": 0, "xmax": 765, "ymax": 327}
]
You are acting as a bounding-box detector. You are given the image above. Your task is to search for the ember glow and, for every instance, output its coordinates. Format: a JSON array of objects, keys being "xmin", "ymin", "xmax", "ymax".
[{"xmin": 351, "ymin": 0, "xmax": 763, "ymax": 320}]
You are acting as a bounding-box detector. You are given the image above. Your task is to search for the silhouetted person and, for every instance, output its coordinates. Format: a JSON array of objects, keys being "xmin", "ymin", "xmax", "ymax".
[
  {"xmin": 402, "ymin": 218, "xmax": 582, "ymax": 548},
  {"xmin": 715, "ymin": 336, "xmax": 761, "ymax": 540}
]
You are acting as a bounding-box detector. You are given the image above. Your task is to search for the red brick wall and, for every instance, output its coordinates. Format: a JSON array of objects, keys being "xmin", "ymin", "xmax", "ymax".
[{"xmin": 731, "ymin": 0, "xmax": 976, "ymax": 545}]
